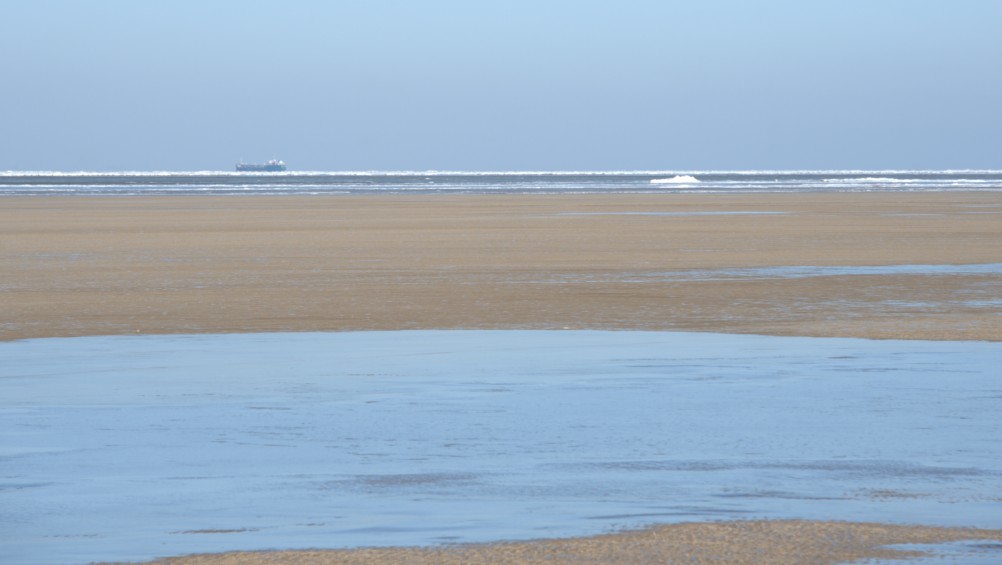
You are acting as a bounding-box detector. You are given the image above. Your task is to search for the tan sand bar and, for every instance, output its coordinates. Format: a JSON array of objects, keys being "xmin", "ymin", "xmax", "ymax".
[
  {"xmin": 118, "ymin": 521, "xmax": 1002, "ymax": 565},
  {"xmin": 3, "ymin": 192, "xmax": 1001, "ymax": 341}
]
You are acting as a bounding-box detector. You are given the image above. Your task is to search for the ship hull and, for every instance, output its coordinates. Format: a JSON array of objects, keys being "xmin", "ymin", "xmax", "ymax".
[{"xmin": 236, "ymin": 164, "xmax": 286, "ymax": 172}]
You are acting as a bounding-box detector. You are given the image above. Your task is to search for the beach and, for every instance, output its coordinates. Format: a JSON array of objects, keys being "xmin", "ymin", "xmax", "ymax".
[
  {"xmin": 3, "ymin": 191, "xmax": 1002, "ymax": 565},
  {"xmin": 135, "ymin": 521, "xmax": 1002, "ymax": 565},
  {"xmin": 3, "ymin": 192, "xmax": 1002, "ymax": 342}
]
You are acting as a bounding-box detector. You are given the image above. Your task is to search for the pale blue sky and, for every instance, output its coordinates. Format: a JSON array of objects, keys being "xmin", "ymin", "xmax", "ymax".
[{"xmin": 2, "ymin": 0, "xmax": 1000, "ymax": 171}]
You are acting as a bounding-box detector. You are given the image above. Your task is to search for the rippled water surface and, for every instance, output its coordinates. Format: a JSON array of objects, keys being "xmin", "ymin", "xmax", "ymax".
[{"xmin": 2, "ymin": 331, "xmax": 1001, "ymax": 564}]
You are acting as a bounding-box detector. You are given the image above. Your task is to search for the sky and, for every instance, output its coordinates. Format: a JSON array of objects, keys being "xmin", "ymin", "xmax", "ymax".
[{"xmin": 2, "ymin": 0, "xmax": 1000, "ymax": 171}]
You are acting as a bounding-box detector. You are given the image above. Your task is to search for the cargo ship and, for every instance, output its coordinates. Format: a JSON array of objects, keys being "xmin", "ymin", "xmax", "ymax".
[{"xmin": 236, "ymin": 159, "xmax": 286, "ymax": 172}]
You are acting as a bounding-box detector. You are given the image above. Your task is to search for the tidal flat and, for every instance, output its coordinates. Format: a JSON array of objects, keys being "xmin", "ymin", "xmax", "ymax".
[{"xmin": 3, "ymin": 191, "xmax": 1002, "ymax": 564}]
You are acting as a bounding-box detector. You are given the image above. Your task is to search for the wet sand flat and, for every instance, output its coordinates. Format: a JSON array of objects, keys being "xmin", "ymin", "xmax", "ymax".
[
  {"xmin": 132, "ymin": 521, "xmax": 1002, "ymax": 565},
  {"xmin": 3, "ymin": 192, "xmax": 1002, "ymax": 342},
  {"xmin": 4, "ymin": 192, "xmax": 1002, "ymax": 565}
]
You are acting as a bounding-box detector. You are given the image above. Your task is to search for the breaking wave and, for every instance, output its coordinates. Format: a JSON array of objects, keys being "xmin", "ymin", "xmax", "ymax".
[
  {"xmin": 822, "ymin": 177, "xmax": 920, "ymax": 184},
  {"xmin": 650, "ymin": 175, "xmax": 700, "ymax": 184}
]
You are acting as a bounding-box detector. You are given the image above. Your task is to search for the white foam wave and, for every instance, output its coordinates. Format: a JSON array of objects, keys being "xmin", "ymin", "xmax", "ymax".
[
  {"xmin": 4, "ymin": 169, "xmax": 1002, "ymax": 177},
  {"xmin": 822, "ymin": 177, "xmax": 921, "ymax": 184},
  {"xmin": 650, "ymin": 175, "xmax": 700, "ymax": 184}
]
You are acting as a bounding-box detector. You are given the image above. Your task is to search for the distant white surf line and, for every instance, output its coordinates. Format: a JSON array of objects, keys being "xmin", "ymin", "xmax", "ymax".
[
  {"xmin": 650, "ymin": 175, "xmax": 700, "ymax": 184},
  {"xmin": 822, "ymin": 177, "xmax": 922, "ymax": 184},
  {"xmin": 4, "ymin": 170, "xmax": 1002, "ymax": 177}
]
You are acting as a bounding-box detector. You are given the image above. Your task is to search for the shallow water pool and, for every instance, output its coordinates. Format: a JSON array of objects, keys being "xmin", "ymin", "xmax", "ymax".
[{"xmin": 2, "ymin": 330, "xmax": 1000, "ymax": 564}]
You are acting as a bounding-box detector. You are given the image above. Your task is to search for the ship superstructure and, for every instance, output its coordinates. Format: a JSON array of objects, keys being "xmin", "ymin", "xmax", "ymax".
[{"xmin": 236, "ymin": 159, "xmax": 286, "ymax": 172}]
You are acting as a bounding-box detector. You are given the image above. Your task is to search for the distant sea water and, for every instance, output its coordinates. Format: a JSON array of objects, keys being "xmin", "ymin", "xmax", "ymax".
[{"xmin": 2, "ymin": 170, "xmax": 1002, "ymax": 196}]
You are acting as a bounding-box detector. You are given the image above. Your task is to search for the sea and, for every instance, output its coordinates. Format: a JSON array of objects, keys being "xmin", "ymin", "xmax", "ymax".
[{"xmin": 2, "ymin": 170, "xmax": 1002, "ymax": 196}]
